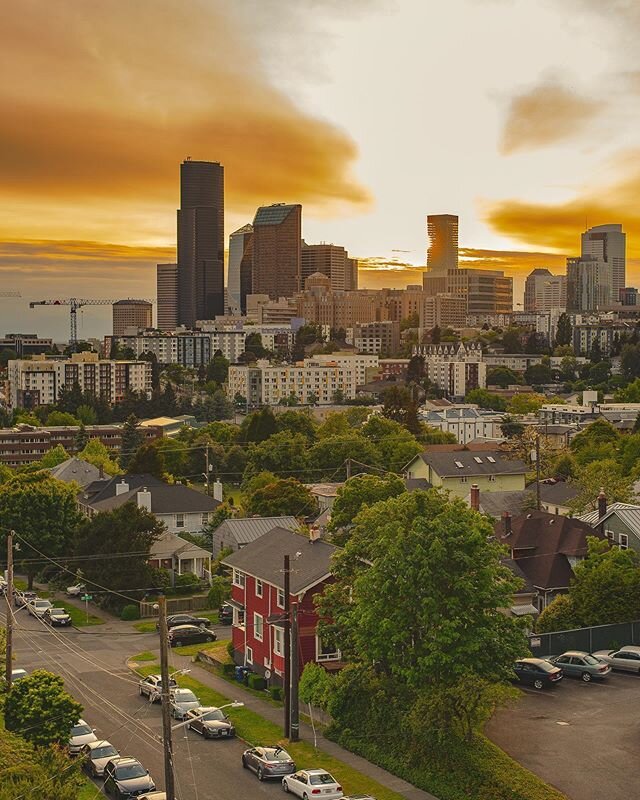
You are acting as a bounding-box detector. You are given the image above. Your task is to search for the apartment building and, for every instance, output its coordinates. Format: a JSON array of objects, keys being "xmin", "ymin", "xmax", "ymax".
[
  {"xmin": 420, "ymin": 405, "xmax": 505, "ymax": 444},
  {"xmin": 420, "ymin": 294, "xmax": 467, "ymax": 330},
  {"xmin": 347, "ymin": 321, "xmax": 400, "ymax": 355},
  {"xmin": 415, "ymin": 342, "xmax": 486, "ymax": 399},
  {"xmin": 0, "ymin": 334, "xmax": 54, "ymax": 358},
  {"xmin": 524, "ymin": 269, "xmax": 567, "ymax": 312}
]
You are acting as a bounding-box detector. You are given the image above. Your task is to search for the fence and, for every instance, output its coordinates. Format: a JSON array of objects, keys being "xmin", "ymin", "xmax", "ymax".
[
  {"xmin": 139, "ymin": 594, "xmax": 210, "ymax": 618},
  {"xmin": 529, "ymin": 620, "xmax": 640, "ymax": 657}
]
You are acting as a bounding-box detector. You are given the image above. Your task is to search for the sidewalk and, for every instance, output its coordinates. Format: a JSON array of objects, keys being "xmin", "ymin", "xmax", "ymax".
[{"xmin": 168, "ymin": 651, "xmax": 437, "ymax": 800}]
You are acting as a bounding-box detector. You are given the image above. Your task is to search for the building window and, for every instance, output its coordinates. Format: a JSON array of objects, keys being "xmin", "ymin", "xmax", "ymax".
[
  {"xmin": 255, "ymin": 579, "xmax": 263, "ymax": 598},
  {"xmin": 277, "ymin": 588, "xmax": 285, "ymax": 608},
  {"xmin": 233, "ymin": 607, "xmax": 245, "ymax": 628},
  {"xmin": 254, "ymin": 613, "xmax": 264, "ymax": 641},
  {"xmin": 488, "ymin": 475, "xmax": 496, "ymax": 482},
  {"xmin": 176, "ymin": 513, "xmax": 185, "ymax": 528},
  {"xmin": 460, "ymin": 476, "xmax": 468, "ymax": 484},
  {"xmin": 273, "ymin": 626, "xmax": 284, "ymax": 656},
  {"xmin": 619, "ymin": 533, "xmax": 629, "ymax": 550},
  {"xmin": 316, "ymin": 634, "xmax": 341, "ymax": 662},
  {"xmin": 201, "ymin": 512, "xmax": 209, "ymax": 526},
  {"xmin": 246, "ymin": 646, "xmax": 253, "ymax": 665},
  {"xmin": 233, "ymin": 569, "xmax": 246, "ymax": 588}
]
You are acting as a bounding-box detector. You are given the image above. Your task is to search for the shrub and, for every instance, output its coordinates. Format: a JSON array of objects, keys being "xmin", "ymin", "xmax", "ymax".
[
  {"xmin": 207, "ymin": 575, "xmax": 230, "ymax": 609},
  {"xmin": 174, "ymin": 571, "xmax": 200, "ymax": 595},
  {"xmin": 120, "ymin": 604, "xmax": 140, "ymax": 621},
  {"xmin": 299, "ymin": 662, "xmax": 334, "ymax": 711},
  {"xmin": 222, "ymin": 663, "xmax": 236, "ymax": 677},
  {"xmin": 536, "ymin": 594, "xmax": 578, "ymax": 633},
  {"xmin": 247, "ymin": 673, "xmax": 266, "ymax": 691},
  {"xmin": 269, "ymin": 685, "xmax": 283, "ymax": 701},
  {"xmin": 227, "ymin": 640, "xmax": 235, "ymax": 659},
  {"xmin": 150, "ymin": 567, "xmax": 172, "ymax": 592}
]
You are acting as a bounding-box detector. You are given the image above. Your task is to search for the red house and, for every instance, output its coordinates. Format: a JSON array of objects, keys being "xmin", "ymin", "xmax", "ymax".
[{"xmin": 222, "ymin": 527, "xmax": 340, "ymax": 682}]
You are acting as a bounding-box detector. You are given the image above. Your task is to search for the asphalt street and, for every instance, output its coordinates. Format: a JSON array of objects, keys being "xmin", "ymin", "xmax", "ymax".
[{"xmin": 2, "ymin": 598, "xmax": 289, "ymax": 800}]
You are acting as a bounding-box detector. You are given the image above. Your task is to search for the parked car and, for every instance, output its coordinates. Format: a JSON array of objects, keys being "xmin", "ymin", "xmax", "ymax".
[
  {"xmin": 69, "ymin": 719, "xmax": 98, "ymax": 755},
  {"xmin": 156, "ymin": 613, "xmax": 212, "ymax": 631},
  {"xmin": 242, "ymin": 746, "xmax": 296, "ymax": 781},
  {"xmin": 549, "ymin": 651, "xmax": 611, "ymax": 682},
  {"xmin": 167, "ymin": 624, "xmax": 216, "ymax": 647},
  {"xmin": 138, "ymin": 674, "xmax": 177, "ymax": 702},
  {"xmin": 593, "ymin": 645, "xmax": 640, "ymax": 673},
  {"xmin": 513, "ymin": 658, "xmax": 563, "ymax": 689},
  {"xmin": 43, "ymin": 607, "xmax": 72, "ymax": 627},
  {"xmin": 219, "ymin": 605, "xmax": 233, "ymax": 625},
  {"xmin": 139, "ymin": 794, "xmax": 167, "ymax": 800},
  {"xmin": 282, "ymin": 769, "xmax": 343, "ymax": 799},
  {"xmin": 66, "ymin": 583, "xmax": 86, "ymax": 597},
  {"xmin": 103, "ymin": 757, "xmax": 156, "ymax": 798},
  {"xmin": 14, "ymin": 590, "xmax": 37, "ymax": 607},
  {"xmin": 81, "ymin": 740, "xmax": 120, "ymax": 777},
  {"xmin": 170, "ymin": 688, "xmax": 200, "ymax": 719},
  {"xmin": 28, "ymin": 598, "xmax": 53, "ymax": 618},
  {"xmin": 11, "ymin": 668, "xmax": 28, "ymax": 681},
  {"xmin": 185, "ymin": 706, "xmax": 236, "ymax": 739}
]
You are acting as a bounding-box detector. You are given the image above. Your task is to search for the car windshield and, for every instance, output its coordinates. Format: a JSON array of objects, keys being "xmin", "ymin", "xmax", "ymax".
[
  {"xmin": 309, "ymin": 773, "xmax": 335, "ymax": 785},
  {"xmin": 72, "ymin": 724, "xmax": 92, "ymax": 736},
  {"xmin": 115, "ymin": 763, "xmax": 147, "ymax": 780},
  {"xmin": 199, "ymin": 709, "xmax": 225, "ymax": 721},
  {"xmin": 265, "ymin": 748, "xmax": 292, "ymax": 762},
  {"xmin": 51, "ymin": 608, "xmax": 67, "ymax": 616},
  {"xmin": 92, "ymin": 745, "xmax": 118, "ymax": 759},
  {"xmin": 174, "ymin": 690, "xmax": 197, "ymax": 703},
  {"xmin": 583, "ymin": 655, "xmax": 600, "ymax": 665}
]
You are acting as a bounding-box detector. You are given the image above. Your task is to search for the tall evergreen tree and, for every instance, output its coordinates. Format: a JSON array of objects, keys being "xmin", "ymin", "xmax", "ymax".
[
  {"xmin": 119, "ymin": 414, "xmax": 144, "ymax": 470},
  {"xmin": 74, "ymin": 423, "xmax": 89, "ymax": 452},
  {"xmin": 555, "ymin": 312, "xmax": 572, "ymax": 347}
]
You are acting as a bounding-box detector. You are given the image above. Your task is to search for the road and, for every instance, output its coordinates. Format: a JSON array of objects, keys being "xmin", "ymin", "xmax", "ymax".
[{"xmin": 3, "ymin": 598, "xmax": 288, "ymax": 800}]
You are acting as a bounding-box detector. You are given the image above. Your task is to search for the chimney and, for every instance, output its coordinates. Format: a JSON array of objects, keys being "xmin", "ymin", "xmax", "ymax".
[
  {"xmin": 137, "ymin": 487, "xmax": 152, "ymax": 511},
  {"xmin": 470, "ymin": 483, "xmax": 480, "ymax": 512},
  {"xmin": 502, "ymin": 511, "xmax": 512, "ymax": 537},
  {"xmin": 212, "ymin": 480, "xmax": 223, "ymax": 503},
  {"xmin": 115, "ymin": 479, "xmax": 129, "ymax": 496},
  {"xmin": 309, "ymin": 527, "xmax": 321, "ymax": 543},
  {"xmin": 597, "ymin": 488, "xmax": 607, "ymax": 520},
  {"xmin": 98, "ymin": 463, "xmax": 104, "ymax": 479}
]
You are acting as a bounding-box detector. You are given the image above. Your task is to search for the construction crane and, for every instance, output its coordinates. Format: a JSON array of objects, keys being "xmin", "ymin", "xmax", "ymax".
[{"xmin": 29, "ymin": 297, "xmax": 123, "ymax": 349}]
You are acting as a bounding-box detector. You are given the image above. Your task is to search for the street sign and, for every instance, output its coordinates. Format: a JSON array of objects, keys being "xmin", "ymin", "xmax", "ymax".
[{"xmin": 81, "ymin": 594, "xmax": 92, "ymax": 601}]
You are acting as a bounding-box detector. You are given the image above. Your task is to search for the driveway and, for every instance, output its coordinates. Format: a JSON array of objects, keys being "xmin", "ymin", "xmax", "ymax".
[{"xmin": 486, "ymin": 669, "xmax": 640, "ymax": 800}]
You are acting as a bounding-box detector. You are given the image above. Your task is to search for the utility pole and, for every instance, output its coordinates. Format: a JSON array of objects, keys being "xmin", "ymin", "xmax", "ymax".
[
  {"xmin": 204, "ymin": 445, "xmax": 211, "ymax": 496},
  {"xmin": 289, "ymin": 602, "xmax": 300, "ymax": 742},
  {"xmin": 345, "ymin": 458, "xmax": 352, "ymax": 480},
  {"xmin": 535, "ymin": 434, "xmax": 541, "ymax": 511},
  {"xmin": 157, "ymin": 595, "xmax": 175, "ymax": 800},
  {"xmin": 283, "ymin": 554, "xmax": 291, "ymax": 739},
  {"xmin": 5, "ymin": 530, "xmax": 14, "ymax": 690}
]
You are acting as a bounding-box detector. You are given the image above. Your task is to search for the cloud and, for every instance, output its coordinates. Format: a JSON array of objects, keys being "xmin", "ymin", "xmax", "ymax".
[
  {"xmin": 0, "ymin": 0, "xmax": 370, "ymax": 237},
  {"xmin": 501, "ymin": 81, "xmax": 602, "ymax": 154}
]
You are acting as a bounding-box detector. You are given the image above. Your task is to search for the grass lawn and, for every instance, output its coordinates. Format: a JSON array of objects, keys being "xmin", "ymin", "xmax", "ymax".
[
  {"xmin": 132, "ymin": 660, "xmax": 405, "ymax": 800},
  {"xmin": 77, "ymin": 779, "xmax": 100, "ymax": 799},
  {"xmin": 134, "ymin": 620, "xmax": 158, "ymax": 633},
  {"xmin": 131, "ymin": 651, "xmax": 158, "ymax": 662},
  {"xmin": 61, "ymin": 603, "xmax": 104, "ymax": 627}
]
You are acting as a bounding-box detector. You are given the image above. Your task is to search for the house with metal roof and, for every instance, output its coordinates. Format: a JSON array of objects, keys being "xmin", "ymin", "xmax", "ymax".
[
  {"xmin": 578, "ymin": 502, "xmax": 640, "ymax": 555},
  {"xmin": 211, "ymin": 516, "xmax": 300, "ymax": 554},
  {"xmin": 49, "ymin": 456, "xmax": 102, "ymax": 488}
]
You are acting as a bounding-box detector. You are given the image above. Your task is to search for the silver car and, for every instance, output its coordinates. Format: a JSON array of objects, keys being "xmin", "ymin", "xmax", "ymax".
[
  {"xmin": 69, "ymin": 719, "xmax": 98, "ymax": 755},
  {"xmin": 593, "ymin": 645, "xmax": 640, "ymax": 673},
  {"xmin": 81, "ymin": 740, "xmax": 120, "ymax": 777},
  {"xmin": 170, "ymin": 688, "xmax": 200, "ymax": 719},
  {"xmin": 549, "ymin": 651, "xmax": 611, "ymax": 682},
  {"xmin": 28, "ymin": 598, "xmax": 53, "ymax": 618}
]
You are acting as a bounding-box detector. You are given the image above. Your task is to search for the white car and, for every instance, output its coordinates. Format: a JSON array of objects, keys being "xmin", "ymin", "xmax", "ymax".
[
  {"xmin": 66, "ymin": 583, "xmax": 86, "ymax": 597},
  {"xmin": 69, "ymin": 719, "xmax": 98, "ymax": 755},
  {"xmin": 80, "ymin": 739, "xmax": 120, "ymax": 777},
  {"xmin": 593, "ymin": 645, "xmax": 640, "ymax": 673},
  {"xmin": 11, "ymin": 668, "xmax": 28, "ymax": 681},
  {"xmin": 170, "ymin": 687, "xmax": 200, "ymax": 719},
  {"xmin": 28, "ymin": 598, "xmax": 53, "ymax": 618},
  {"xmin": 282, "ymin": 769, "xmax": 344, "ymax": 799},
  {"xmin": 138, "ymin": 674, "xmax": 177, "ymax": 702}
]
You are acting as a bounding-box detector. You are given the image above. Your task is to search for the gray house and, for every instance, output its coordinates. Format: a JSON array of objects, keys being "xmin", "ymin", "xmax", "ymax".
[
  {"xmin": 578, "ymin": 503, "xmax": 640, "ymax": 554},
  {"xmin": 211, "ymin": 516, "xmax": 300, "ymax": 554}
]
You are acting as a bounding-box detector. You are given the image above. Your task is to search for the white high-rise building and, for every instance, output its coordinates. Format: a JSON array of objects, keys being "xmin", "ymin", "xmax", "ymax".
[
  {"xmin": 581, "ymin": 224, "xmax": 626, "ymax": 304},
  {"xmin": 227, "ymin": 224, "xmax": 254, "ymax": 315},
  {"xmin": 524, "ymin": 269, "xmax": 567, "ymax": 312}
]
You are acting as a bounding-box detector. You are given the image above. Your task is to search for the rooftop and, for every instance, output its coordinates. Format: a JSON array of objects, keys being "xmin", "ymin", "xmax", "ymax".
[
  {"xmin": 417, "ymin": 450, "xmax": 527, "ymax": 477},
  {"xmin": 213, "ymin": 516, "xmax": 300, "ymax": 546}
]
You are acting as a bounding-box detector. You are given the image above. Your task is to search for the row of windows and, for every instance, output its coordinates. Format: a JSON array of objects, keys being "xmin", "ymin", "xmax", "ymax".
[{"xmin": 233, "ymin": 570, "xmax": 285, "ymax": 606}]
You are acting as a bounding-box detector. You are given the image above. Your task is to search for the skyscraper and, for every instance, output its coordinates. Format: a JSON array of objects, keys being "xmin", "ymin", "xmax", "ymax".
[
  {"xmin": 523, "ymin": 269, "xmax": 567, "ymax": 312},
  {"xmin": 252, "ymin": 204, "xmax": 302, "ymax": 299},
  {"xmin": 156, "ymin": 263, "xmax": 179, "ymax": 330},
  {"xmin": 581, "ymin": 224, "xmax": 626, "ymax": 304},
  {"xmin": 227, "ymin": 224, "xmax": 254, "ymax": 314},
  {"xmin": 427, "ymin": 214, "xmax": 458, "ymax": 272},
  {"xmin": 112, "ymin": 299, "xmax": 153, "ymax": 336},
  {"xmin": 177, "ymin": 159, "xmax": 224, "ymax": 326},
  {"xmin": 301, "ymin": 242, "xmax": 354, "ymax": 291}
]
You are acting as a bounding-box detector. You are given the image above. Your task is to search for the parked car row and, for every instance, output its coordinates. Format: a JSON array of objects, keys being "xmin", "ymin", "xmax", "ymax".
[
  {"xmin": 512, "ymin": 646, "xmax": 640, "ymax": 690},
  {"xmin": 11, "ymin": 590, "xmax": 74, "ymax": 628}
]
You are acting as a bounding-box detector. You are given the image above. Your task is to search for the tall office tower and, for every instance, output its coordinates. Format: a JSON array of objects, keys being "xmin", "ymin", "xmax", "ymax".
[
  {"xmin": 566, "ymin": 256, "xmax": 610, "ymax": 311},
  {"xmin": 112, "ymin": 300, "xmax": 153, "ymax": 336},
  {"xmin": 157, "ymin": 263, "xmax": 179, "ymax": 330},
  {"xmin": 523, "ymin": 269, "xmax": 567, "ymax": 312},
  {"xmin": 347, "ymin": 257, "xmax": 359, "ymax": 290},
  {"xmin": 581, "ymin": 224, "xmax": 626, "ymax": 304},
  {"xmin": 227, "ymin": 224, "xmax": 254, "ymax": 314},
  {"xmin": 252, "ymin": 204, "xmax": 302, "ymax": 299},
  {"xmin": 177, "ymin": 159, "xmax": 224, "ymax": 326},
  {"xmin": 301, "ymin": 242, "xmax": 353, "ymax": 291},
  {"xmin": 427, "ymin": 214, "xmax": 459, "ymax": 272}
]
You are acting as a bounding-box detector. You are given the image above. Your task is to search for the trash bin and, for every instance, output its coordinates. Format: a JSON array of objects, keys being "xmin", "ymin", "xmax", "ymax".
[{"xmin": 234, "ymin": 666, "xmax": 246, "ymax": 682}]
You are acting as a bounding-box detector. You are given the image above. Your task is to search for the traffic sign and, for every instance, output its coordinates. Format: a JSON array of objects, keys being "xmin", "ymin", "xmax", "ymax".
[{"xmin": 81, "ymin": 594, "xmax": 92, "ymax": 601}]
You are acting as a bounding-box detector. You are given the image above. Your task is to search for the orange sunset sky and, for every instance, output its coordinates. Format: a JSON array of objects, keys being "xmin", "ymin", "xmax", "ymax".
[{"xmin": 2, "ymin": 0, "xmax": 640, "ymax": 338}]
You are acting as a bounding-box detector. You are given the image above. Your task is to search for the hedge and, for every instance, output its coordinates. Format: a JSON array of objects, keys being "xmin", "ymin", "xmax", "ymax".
[{"xmin": 247, "ymin": 674, "xmax": 266, "ymax": 691}]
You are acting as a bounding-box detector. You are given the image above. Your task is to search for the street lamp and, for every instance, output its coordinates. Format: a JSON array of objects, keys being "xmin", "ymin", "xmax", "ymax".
[{"xmin": 171, "ymin": 701, "xmax": 244, "ymax": 731}]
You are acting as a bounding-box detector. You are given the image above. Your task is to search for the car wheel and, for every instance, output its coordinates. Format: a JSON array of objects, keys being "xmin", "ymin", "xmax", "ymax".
[
  {"xmin": 139, "ymin": 687, "xmax": 144, "ymax": 696},
  {"xmin": 199, "ymin": 622, "xmax": 207, "ymax": 629},
  {"xmin": 581, "ymin": 672, "xmax": 591, "ymax": 682},
  {"xmin": 282, "ymin": 780, "xmax": 290, "ymax": 793},
  {"xmin": 303, "ymin": 794, "xmax": 309, "ymax": 800},
  {"xmin": 206, "ymin": 635, "xmax": 214, "ymax": 642},
  {"xmin": 174, "ymin": 640, "xmax": 183, "ymax": 647},
  {"xmin": 257, "ymin": 768, "xmax": 264, "ymax": 781},
  {"xmin": 242, "ymin": 756, "xmax": 248, "ymax": 769},
  {"xmin": 533, "ymin": 679, "xmax": 544, "ymax": 689}
]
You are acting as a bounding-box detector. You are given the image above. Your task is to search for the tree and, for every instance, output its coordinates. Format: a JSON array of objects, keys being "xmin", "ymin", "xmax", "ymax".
[
  {"xmin": 74, "ymin": 422, "xmax": 89, "ymax": 451},
  {"xmin": 308, "ymin": 433, "xmax": 380, "ymax": 480},
  {"xmin": 275, "ymin": 410, "xmax": 318, "ymax": 443},
  {"xmin": 502, "ymin": 427, "xmax": 555, "ymax": 478},
  {"xmin": 558, "ymin": 355, "xmax": 578, "ymax": 382},
  {"xmin": 78, "ymin": 438, "xmax": 121, "ymax": 475},
  {"xmin": 589, "ymin": 339, "xmax": 603, "ymax": 363},
  {"xmin": 570, "ymin": 459, "xmax": 633, "ymax": 513},
  {"xmin": 406, "ymin": 355, "xmax": 425, "ymax": 383},
  {"xmin": 381, "ymin": 386, "xmax": 420, "ymax": 434},
  {"xmin": 74, "ymin": 503, "xmax": 163, "ymax": 610},
  {"xmin": 327, "ymin": 473, "xmax": 406, "ymax": 544},
  {"xmin": 524, "ymin": 363, "xmax": 553, "ymax": 385},
  {"xmin": 486, "ymin": 367, "xmax": 520, "ymax": 388},
  {"xmin": 5, "ymin": 669, "xmax": 83, "ymax": 747},
  {"xmin": 207, "ymin": 350, "xmax": 230, "ymax": 384},
  {"xmin": 502, "ymin": 329, "xmax": 523, "ymax": 353},
  {"xmin": 46, "ymin": 410, "xmax": 80, "ymax": 426},
  {"xmin": 535, "ymin": 594, "xmax": 579, "ymax": 634},
  {"xmin": 56, "ymin": 381, "xmax": 83, "ymax": 414},
  {"xmin": 419, "ymin": 425, "xmax": 457, "ymax": 444},
  {"xmin": 620, "ymin": 343, "xmax": 640, "ymax": 379},
  {"xmin": 39, "ymin": 444, "xmax": 70, "ymax": 468},
  {"xmin": 244, "ymin": 477, "xmax": 317, "ymax": 518},
  {"xmin": 570, "ymin": 418, "xmax": 620, "ymax": 460},
  {"xmin": 506, "ymin": 392, "xmax": 547, "ymax": 415},
  {"xmin": 240, "ymin": 407, "xmax": 277, "ymax": 443},
  {"xmin": 615, "ymin": 378, "xmax": 640, "ymax": 403},
  {"xmin": 127, "ymin": 442, "xmax": 166, "ymax": 479},
  {"xmin": 119, "ymin": 414, "xmax": 144, "ymax": 469},
  {"xmin": 555, "ymin": 312, "xmax": 572, "ymax": 347},
  {"xmin": 0, "ymin": 473, "xmax": 80, "ymax": 588},
  {"xmin": 317, "ymin": 490, "xmax": 526, "ymax": 742},
  {"xmin": 500, "ymin": 415, "xmax": 525, "ymax": 439},
  {"xmin": 244, "ymin": 332, "xmax": 270, "ymax": 359},
  {"xmin": 244, "ymin": 431, "xmax": 309, "ymax": 480},
  {"xmin": 360, "ymin": 415, "xmax": 422, "ymax": 472},
  {"xmin": 588, "ymin": 360, "xmax": 610, "ymax": 385},
  {"xmin": 464, "ymin": 388, "xmax": 507, "ymax": 411}
]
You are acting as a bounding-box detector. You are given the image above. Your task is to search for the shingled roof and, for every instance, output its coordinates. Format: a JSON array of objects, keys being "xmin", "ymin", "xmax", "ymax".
[{"xmin": 419, "ymin": 450, "xmax": 527, "ymax": 478}]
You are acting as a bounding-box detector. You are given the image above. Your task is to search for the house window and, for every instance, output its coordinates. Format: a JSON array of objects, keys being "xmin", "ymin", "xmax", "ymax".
[
  {"xmin": 233, "ymin": 608, "xmax": 245, "ymax": 628},
  {"xmin": 316, "ymin": 634, "xmax": 341, "ymax": 662},
  {"xmin": 460, "ymin": 476, "xmax": 468, "ymax": 484},
  {"xmin": 255, "ymin": 579, "xmax": 263, "ymax": 598},
  {"xmin": 254, "ymin": 613, "xmax": 263, "ymax": 641},
  {"xmin": 277, "ymin": 588, "xmax": 285, "ymax": 608},
  {"xmin": 246, "ymin": 646, "xmax": 253, "ymax": 665},
  {"xmin": 273, "ymin": 626, "xmax": 284, "ymax": 656},
  {"xmin": 201, "ymin": 512, "xmax": 209, "ymax": 526},
  {"xmin": 488, "ymin": 475, "xmax": 496, "ymax": 482},
  {"xmin": 619, "ymin": 533, "xmax": 629, "ymax": 550},
  {"xmin": 233, "ymin": 569, "xmax": 246, "ymax": 588},
  {"xmin": 176, "ymin": 513, "xmax": 185, "ymax": 528}
]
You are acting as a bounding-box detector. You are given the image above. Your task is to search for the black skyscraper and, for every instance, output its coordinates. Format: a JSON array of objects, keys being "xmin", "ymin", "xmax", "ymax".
[{"xmin": 177, "ymin": 159, "xmax": 224, "ymax": 326}]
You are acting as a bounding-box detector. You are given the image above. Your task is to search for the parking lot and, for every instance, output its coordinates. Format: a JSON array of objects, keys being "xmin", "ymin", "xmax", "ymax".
[{"xmin": 486, "ymin": 668, "xmax": 640, "ymax": 800}]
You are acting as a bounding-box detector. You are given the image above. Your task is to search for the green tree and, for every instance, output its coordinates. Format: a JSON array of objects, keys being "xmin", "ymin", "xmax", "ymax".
[
  {"xmin": 78, "ymin": 438, "xmax": 121, "ymax": 475},
  {"xmin": 559, "ymin": 355, "xmax": 578, "ymax": 382},
  {"xmin": 39, "ymin": 444, "xmax": 70, "ymax": 468},
  {"xmin": 588, "ymin": 360, "xmax": 610, "ymax": 384},
  {"xmin": 506, "ymin": 392, "xmax": 547, "ymax": 415},
  {"xmin": 381, "ymin": 386, "xmax": 420, "ymax": 434},
  {"xmin": 308, "ymin": 433, "xmax": 380, "ymax": 480},
  {"xmin": 615, "ymin": 378, "xmax": 640, "ymax": 403},
  {"xmin": 119, "ymin": 414, "xmax": 144, "ymax": 469},
  {"xmin": 275, "ymin": 410, "xmax": 318, "ymax": 443},
  {"xmin": 207, "ymin": 350, "xmax": 230, "ymax": 384},
  {"xmin": 56, "ymin": 381, "xmax": 83, "ymax": 414},
  {"xmin": 464, "ymin": 388, "xmax": 507, "ymax": 411},
  {"xmin": 240, "ymin": 407, "xmax": 277, "ymax": 442},
  {"xmin": 418, "ymin": 425, "xmax": 457, "ymax": 444},
  {"xmin": 555, "ymin": 312, "xmax": 572, "ymax": 347},
  {"xmin": 502, "ymin": 329, "xmax": 523, "ymax": 353},
  {"xmin": 569, "ymin": 459, "xmax": 633, "ymax": 513},
  {"xmin": 500, "ymin": 415, "xmax": 525, "ymax": 439},
  {"xmin": 620, "ymin": 343, "xmax": 640, "ymax": 379},
  {"xmin": 244, "ymin": 477, "xmax": 317, "ymax": 518},
  {"xmin": 486, "ymin": 367, "xmax": 520, "ymax": 388},
  {"xmin": 327, "ymin": 473, "xmax": 406, "ymax": 544},
  {"xmin": 536, "ymin": 594, "xmax": 578, "ymax": 633},
  {"xmin": 618, "ymin": 433, "xmax": 640, "ymax": 475},
  {"xmin": 589, "ymin": 339, "xmax": 603, "ymax": 363},
  {"xmin": 553, "ymin": 453, "xmax": 577, "ymax": 479},
  {"xmin": 46, "ymin": 410, "xmax": 80, "ymax": 426},
  {"xmin": 5, "ymin": 669, "xmax": 83, "ymax": 747},
  {"xmin": 127, "ymin": 442, "xmax": 166, "ymax": 479},
  {"xmin": 570, "ymin": 419, "xmax": 620, "ymax": 459},
  {"xmin": 244, "ymin": 431, "xmax": 309, "ymax": 480},
  {"xmin": 74, "ymin": 422, "xmax": 89, "ymax": 451},
  {"xmin": 360, "ymin": 415, "xmax": 422, "ymax": 472},
  {"xmin": 524, "ymin": 363, "xmax": 553, "ymax": 385},
  {"xmin": 155, "ymin": 437, "xmax": 187, "ymax": 477},
  {"xmin": 0, "ymin": 473, "xmax": 80, "ymax": 588},
  {"xmin": 225, "ymin": 444, "xmax": 248, "ymax": 482}
]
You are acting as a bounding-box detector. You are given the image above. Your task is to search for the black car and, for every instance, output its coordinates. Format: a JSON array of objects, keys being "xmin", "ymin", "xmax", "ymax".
[
  {"xmin": 167, "ymin": 624, "xmax": 217, "ymax": 647},
  {"xmin": 218, "ymin": 605, "xmax": 233, "ymax": 625},
  {"xmin": 242, "ymin": 746, "xmax": 296, "ymax": 780},
  {"xmin": 103, "ymin": 757, "xmax": 155, "ymax": 798},
  {"xmin": 156, "ymin": 613, "xmax": 212, "ymax": 631},
  {"xmin": 186, "ymin": 706, "xmax": 235, "ymax": 739},
  {"xmin": 43, "ymin": 607, "xmax": 72, "ymax": 627},
  {"xmin": 513, "ymin": 658, "xmax": 563, "ymax": 689}
]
